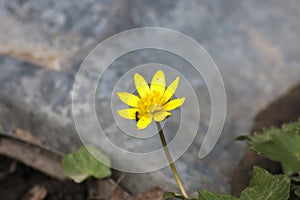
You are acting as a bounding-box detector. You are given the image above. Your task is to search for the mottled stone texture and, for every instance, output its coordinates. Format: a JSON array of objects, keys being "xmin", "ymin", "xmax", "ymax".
[{"xmin": 0, "ymin": 0, "xmax": 300, "ymax": 195}]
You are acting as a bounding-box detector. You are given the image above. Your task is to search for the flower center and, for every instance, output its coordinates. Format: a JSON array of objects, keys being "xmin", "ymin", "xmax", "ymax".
[{"xmin": 137, "ymin": 90, "xmax": 166, "ymax": 117}]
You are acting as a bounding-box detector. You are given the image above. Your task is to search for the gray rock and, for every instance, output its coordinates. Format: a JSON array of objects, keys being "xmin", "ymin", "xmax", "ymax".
[
  {"xmin": 0, "ymin": 0, "xmax": 300, "ymax": 196},
  {"xmin": 0, "ymin": 56, "xmax": 80, "ymax": 152},
  {"xmin": 0, "ymin": 0, "xmax": 130, "ymax": 70}
]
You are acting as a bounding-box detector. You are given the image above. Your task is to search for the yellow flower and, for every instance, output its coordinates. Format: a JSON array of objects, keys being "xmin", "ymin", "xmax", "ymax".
[{"xmin": 117, "ymin": 70, "xmax": 185, "ymax": 130}]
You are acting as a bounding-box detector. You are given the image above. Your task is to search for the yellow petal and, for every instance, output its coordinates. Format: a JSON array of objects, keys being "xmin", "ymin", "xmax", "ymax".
[
  {"xmin": 153, "ymin": 111, "xmax": 171, "ymax": 122},
  {"xmin": 117, "ymin": 92, "xmax": 140, "ymax": 107},
  {"xmin": 150, "ymin": 70, "xmax": 165, "ymax": 96},
  {"xmin": 136, "ymin": 116, "xmax": 152, "ymax": 130},
  {"xmin": 162, "ymin": 76, "xmax": 179, "ymax": 104},
  {"xmin": 164, "ymin": 97, "xmax": 185, "ymax": 111},
  {"xmin": 118, "ymin": 108, "xmax": 139, "ymax": 119},
  {"xmin": 134, "ymin": 73, "xmax": 150, "ymax": 98}
]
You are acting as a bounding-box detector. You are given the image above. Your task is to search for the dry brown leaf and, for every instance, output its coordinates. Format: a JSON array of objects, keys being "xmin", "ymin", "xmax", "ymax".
[
  {"xmin": 88, "ymin": 179, "xmax": 130, "ymax": 200},
  {"xmin": 21, "ymin": 185, "xmax": 47, "ymax": 200},
  {"xmin": 13, "ymin": 128, "xmax": 42, "ymax": 144},
  {"xmin": 131, "ymin": 187, "xmax": 164, "ymax": 200}
]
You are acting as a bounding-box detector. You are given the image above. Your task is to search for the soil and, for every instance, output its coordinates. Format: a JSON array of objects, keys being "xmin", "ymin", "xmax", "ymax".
[
  {"xmin": 232, "ymin": 84, "xmax": 300, "ymax": 196},
  {"xmin": 0, "ymin": 130, "xmax": 164, "ymax": 200},
  {"xmin": 0, "ymin": 155, "xmax": 87, "ymax": 200},
  {"xmin": 0, "ymin": 154, "xmax": 163, "ymax": 200}
]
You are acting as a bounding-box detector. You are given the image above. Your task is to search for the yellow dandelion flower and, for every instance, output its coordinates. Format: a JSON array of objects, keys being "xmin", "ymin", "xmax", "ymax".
[{"xmin": 117, "ymin": 70, "xmax": 185, "ymax": 130}]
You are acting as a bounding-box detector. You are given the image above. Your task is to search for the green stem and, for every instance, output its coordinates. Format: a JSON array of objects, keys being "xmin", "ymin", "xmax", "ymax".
[{"xmin": 155, "ymin": 122, "xmax": 189, "ymax": 199}]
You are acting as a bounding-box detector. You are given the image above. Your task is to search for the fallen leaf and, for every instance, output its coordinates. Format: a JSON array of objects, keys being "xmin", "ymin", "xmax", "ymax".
[
  {"xmin": 13, "ymin": 128, "xmax": 42, "ymax": 144},
  {"xmin": 21, "ymin": 185, "xmax": 47, "ymax": 200},
  {"xmin": 88, "ymin": 178, "xmax": 130, "ymax": 200}
]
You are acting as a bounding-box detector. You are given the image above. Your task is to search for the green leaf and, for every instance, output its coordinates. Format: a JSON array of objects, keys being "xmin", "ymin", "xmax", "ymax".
[
  {"xmin": 164, "ymin": 192, "xmax": 191, "ymax": 200},
  {"xmin": 291, "ymin": 184, "xmax": 300, "ymax": 197},
  {"xmin": 164, "ymin": 192, "xmax": 200, "ymax": 200},
  {"xmin": 62, "ymin": 145, "xmax": 111, "ymax": 183},
  {"xmin": 291, "ymin": 176, "xmax": 300, "ymax": 182},
  {"xmin": 235, "ymin": 135, "xmax": 251, "ymax": 142},
  {"xmin": 237, "ymin": 119, "xmax": 300, "ymax": 175},
  {"xmin": 294, "ymin": 188, "xmax": 300, "ymax": 197},
  {"xmin": 198, "ymin": 190, "xmax": 237, "ymax": 200},
  {"xmin": 240, "ymin": 166, "xmax": 290, "ymax": 200},
  {"xmin": 197, "ymin": 166, "xmax": 290, "ymax": 200}
]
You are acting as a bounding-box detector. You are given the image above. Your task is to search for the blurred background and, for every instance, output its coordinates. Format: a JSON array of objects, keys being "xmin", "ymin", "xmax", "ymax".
[{"xmin": 0, "ymin": 0, "xmax": 299, "ymax": 198}]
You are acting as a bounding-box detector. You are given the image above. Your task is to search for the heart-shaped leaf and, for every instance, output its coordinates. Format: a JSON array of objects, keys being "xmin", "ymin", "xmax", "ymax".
[{"xmin": 62, "ymin": 145, "xmax": 111, "ymax": 183}]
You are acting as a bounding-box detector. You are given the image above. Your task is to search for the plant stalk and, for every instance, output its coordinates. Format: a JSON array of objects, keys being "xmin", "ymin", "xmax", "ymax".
[{"xmin": 155, "ymin": 122, "xmax": 189, "ymax": 199}]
